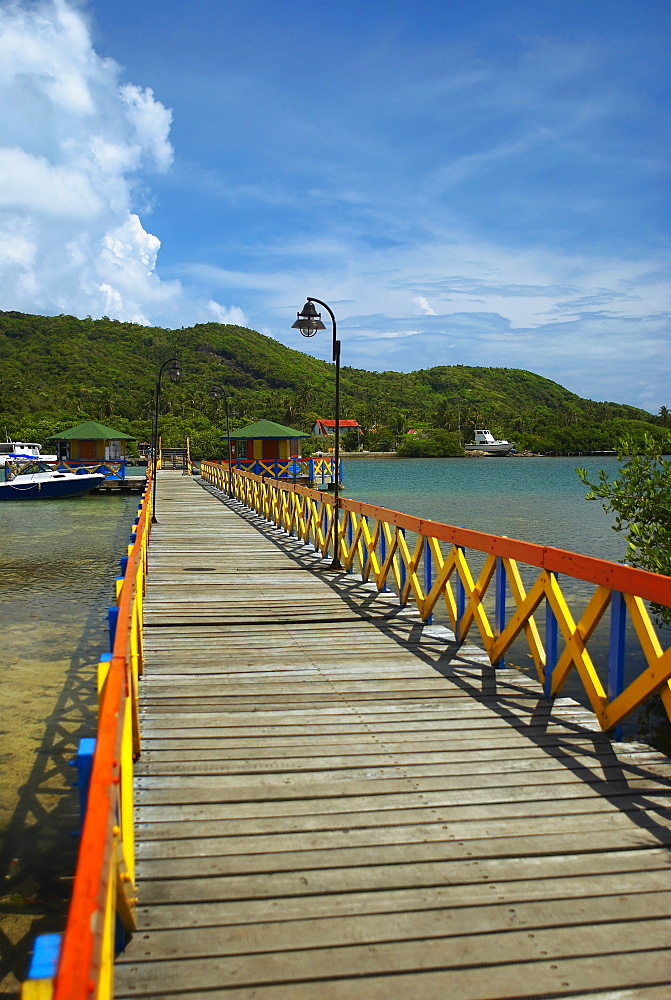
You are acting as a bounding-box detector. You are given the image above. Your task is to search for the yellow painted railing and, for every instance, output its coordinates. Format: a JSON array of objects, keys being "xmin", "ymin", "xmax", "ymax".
[
  {"xmin": 201, "ymin": 462, "xmax": 671, "ymax": 732},
  {"xmin": 208, "ymin": 456, "xmax": 338, "ymax": 480},
  {"xmin": 22, "ymin": 479, "xmax": 151, "ymax": 999},
  {"xmin": 5, "ymin": 459, "xmax": 129, "ymax": 481},
  {"xmin": 54, "ymin": 460, "xmax": 128, "ymax": 480}
]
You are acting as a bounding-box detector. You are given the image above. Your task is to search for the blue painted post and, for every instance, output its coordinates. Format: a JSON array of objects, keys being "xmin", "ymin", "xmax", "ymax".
[
  {"xmin": 494, "ymin": 556, "xmax": 506, "ymax": 668},
  {"xmin": 120, "ymin": 555, "xmax": 128, "ymax": 577},
  {"xmin": 380, "ymin": 528, "xmax": 388, "ymax": 593},
  {"xmin": 26, "ymin": 933, "xmax": 62, "ymax": 981},
  {"xmin": 347, "ymin": 517, "xmax": 353, "ymax": 574},
  {"xmin": 73, "ymin": 737, "xmax": 96, "ymax": 822},
  {"xmin": 309, "ymin": 458, "xmax": 315, "ymax": 484},
  {"xmin": 424, "ymin": 537, "xmax": 433, "ymax": 624},
  {"xmin": 456, "ymin": 545, "xmax": 466, "ymax": 642},
  {"xmin": 608, "ymin": 591, "xmax": 626, "ymax": 741},
  {"xmin": 108, "ymin": 605, "xmax": 119, "ymax": 650},
  {"xmin": 399, "ymin": 528, "xmax": 407, "ymax": 605},
  {"xmin": 544, "ymin": 573, "xmax": 559, "ymax": 697}
]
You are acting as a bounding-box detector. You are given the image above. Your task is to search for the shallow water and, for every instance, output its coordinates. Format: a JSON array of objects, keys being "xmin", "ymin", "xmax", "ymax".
[{"xmin": 0, "ymin": 491, "xmax": 138, "ymax": 994}]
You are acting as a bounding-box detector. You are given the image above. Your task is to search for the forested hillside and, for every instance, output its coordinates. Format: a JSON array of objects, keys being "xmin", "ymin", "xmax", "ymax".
[{"xmin": 0, "ymin": 311, "xmax": 665, "ymax": 458}]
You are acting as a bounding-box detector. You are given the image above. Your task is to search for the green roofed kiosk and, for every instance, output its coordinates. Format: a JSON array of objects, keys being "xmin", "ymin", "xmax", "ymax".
[
  {"xmin": 227, "ymin": 419, "xmax": 308, "ymax": 466},
  {"xmin": 222, "ymin": 418, "xmax": 339, "ymax": 486},
  {"xmin": 47, "ymin": 420, "xmax": 136, "ymax": 463}
]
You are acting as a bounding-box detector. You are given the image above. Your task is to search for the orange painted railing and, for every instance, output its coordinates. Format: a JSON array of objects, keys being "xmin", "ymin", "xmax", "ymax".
[
  {"xmin": 22, "ymin": 478, "xmax": 151, "ymax": 999},
  {"xmin": 209, "ymin": 455, "xmax": 338, "ymax": 481},
  {"xmin": 201, "ymin": 462, "xmax": 671, "ymax": 732}
]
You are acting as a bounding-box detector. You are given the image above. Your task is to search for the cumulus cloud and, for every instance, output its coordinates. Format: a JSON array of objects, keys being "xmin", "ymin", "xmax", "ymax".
[
  {"xmin": 412, "ymin": 295, "xmax": 436, "ymax": 316},
  {"xmin": 0, "ymin": 0, "xmax": 241, "ymax": 327}
]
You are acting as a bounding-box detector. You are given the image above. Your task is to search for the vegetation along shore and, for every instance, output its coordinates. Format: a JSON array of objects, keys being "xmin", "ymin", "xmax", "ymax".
[{"xmin": 1, "ymin": 310, "xmax": 668, "ymax": 460}]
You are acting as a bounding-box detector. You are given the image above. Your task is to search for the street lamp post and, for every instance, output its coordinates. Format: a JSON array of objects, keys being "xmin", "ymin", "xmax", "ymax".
[
  {"xmin": 151, "ymin": 358, "xmax": 183, "ymax": 524},
  {"xmin": 292, "ymin": 298, "xmax": 342, "ymax": 570},
  {"xmin": 208, "ymin": 384, "xmax": 234, "ymax": 496}
]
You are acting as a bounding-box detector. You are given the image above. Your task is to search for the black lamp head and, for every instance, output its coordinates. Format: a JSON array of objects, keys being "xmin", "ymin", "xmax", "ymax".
[
  {"xmin": 167, "ymin": 359, "xmax": 183, "ymax": 384},
  {"xmin": 292, "ymin": 300, "xmax": 326, "ymax": 338}
]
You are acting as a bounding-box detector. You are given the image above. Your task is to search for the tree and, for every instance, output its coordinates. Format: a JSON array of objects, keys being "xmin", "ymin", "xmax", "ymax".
[{"xmin": 577, "ymin": 432, "xmax": 671, "ymax": 627}]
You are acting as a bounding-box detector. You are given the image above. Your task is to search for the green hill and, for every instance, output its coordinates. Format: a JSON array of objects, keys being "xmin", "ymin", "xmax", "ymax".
[{"xmin": 0, "ymin": 310, "xmax": 664, "ymax": 457}]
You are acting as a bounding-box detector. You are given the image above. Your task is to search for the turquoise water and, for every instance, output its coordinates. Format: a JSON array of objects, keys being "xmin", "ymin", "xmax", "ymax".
[{"xmin": 343, "ymin": 456, "xmax": 626, "ymax": 560}]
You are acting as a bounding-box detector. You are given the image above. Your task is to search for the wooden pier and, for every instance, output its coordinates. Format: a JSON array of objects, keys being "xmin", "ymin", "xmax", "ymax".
[
  {"xmin": 113, "ymin": 471, "xmax": 671, "ymax": 999},
  {"xmin": 95, "ymin": 475, "xmax": 147, "ymax": 493}
]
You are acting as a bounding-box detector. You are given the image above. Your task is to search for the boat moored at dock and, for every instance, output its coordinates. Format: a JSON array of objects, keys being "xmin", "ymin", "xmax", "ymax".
[
  {"xmin": 0, "ymin": 439, "xmax": 57, "ymax": 466},
  {"xmin": 0, "ymin": 461, "xmax": 105, "ymax": 500}
]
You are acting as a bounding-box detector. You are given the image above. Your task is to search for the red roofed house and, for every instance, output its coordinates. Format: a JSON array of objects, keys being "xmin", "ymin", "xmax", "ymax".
[{"xmin": 312, "ymin": 418, "xmax": 362, "ymax": 437}]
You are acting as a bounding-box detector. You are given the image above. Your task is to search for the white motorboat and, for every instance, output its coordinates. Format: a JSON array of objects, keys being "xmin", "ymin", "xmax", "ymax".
[
  {"xmin": 0, "ymin": 461, "xmax": 105, "ymax": 500},
  {"xmin": 464, "ymin": 429, "xmax": 515, "ymax": 455},
  {"xmin": 0, "ymin": 439, "xmax": 57, "ymax": 466}
]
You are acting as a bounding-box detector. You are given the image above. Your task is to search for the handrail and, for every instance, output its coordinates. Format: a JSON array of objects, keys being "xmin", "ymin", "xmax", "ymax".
[
  {"xmin": 22, "ymin": 475, "xmax": 152, "ymax": 999},
  {"xmin": 211, "ymin": 456, "xmax": 339, "ymax": 481},
  {"xmin": 200, "ymin": 461, "xmax": 671, "ymax": 731}
]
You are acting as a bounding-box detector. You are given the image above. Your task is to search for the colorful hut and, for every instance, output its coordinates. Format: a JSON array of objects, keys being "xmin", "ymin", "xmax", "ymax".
[
  {"xmin": 47, "ymin": 421, "xmax": 135, "ymax": 464},
  {"xmin": 227, "ymin": 419, "xmax": 308, "ymax": 468}
]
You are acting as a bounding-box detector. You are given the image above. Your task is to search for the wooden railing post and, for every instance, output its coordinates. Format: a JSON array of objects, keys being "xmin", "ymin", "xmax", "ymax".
[
  {"xmin": 494, "ymin": 555, "xmax": 506, "ymax": 668},
  {"xmin": 544, "ymin": 572, "xmax": 559, "ymax": 697},
  {"xmin": 608, "ymin": 591, "xmax": 627, "ymax": 740},
  {"xmin": 424, "ymin": 537, "xmax": 433, "ymax": 624},
  {"xmin": 455, "ymin": 545, "xmax": 466, "ymax": 640}
]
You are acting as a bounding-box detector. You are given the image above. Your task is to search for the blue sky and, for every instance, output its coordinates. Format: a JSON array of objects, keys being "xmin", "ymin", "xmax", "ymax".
[{"xmin": 0, "ymin": 0, "xmax": 669, "ymax": 410}]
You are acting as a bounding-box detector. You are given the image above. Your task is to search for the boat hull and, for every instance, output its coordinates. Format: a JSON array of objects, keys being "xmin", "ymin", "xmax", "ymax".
[
  {"xmin": 0, "ymin": 473, "xmax": 105, "ymax": 500},
  {"xmin": 464, "ymin": 443, "xmax": 515, "ymax": 455}
]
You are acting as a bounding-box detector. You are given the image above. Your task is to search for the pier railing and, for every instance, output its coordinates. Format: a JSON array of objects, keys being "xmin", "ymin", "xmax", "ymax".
[
  {"xmin": 54, "ymin": 459, "xmax": 129, "ymax": 481},
  {"xmin": 207, "ymin": 455, "xmax": 339, "ymax": 482},
  {"xmin": 23, "ymin": 479, "xmax": 151, "ymax": 999},
  {"xmin": 201, "ymin": 462, "xmax": 671, "ymax": 732}
]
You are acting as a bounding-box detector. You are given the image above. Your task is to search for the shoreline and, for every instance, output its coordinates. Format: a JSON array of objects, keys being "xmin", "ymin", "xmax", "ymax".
[{"xmin": 325, "ymin": 451, "xmax": 576, "ymax": 459}]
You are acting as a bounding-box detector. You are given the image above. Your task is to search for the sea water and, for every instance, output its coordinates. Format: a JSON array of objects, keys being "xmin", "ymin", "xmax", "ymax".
[{"xmin": 343, "ymin": 455, "xmax": 626, "ymax": 560}]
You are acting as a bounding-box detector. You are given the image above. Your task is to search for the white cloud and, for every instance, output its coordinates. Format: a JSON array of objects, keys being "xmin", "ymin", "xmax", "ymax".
[
  {"xmin": 119, "ymin": 83, "xmax": 174, "ymax": 172},
  {"xmin": 0, "ymin": 147, "xmax": 104, "ymax": 218},
  {"xmin": 0, "ymin": 0, "xmax": 239, "ymax": 326},
  {"xmin": 412, "ymin": 295, "xmax": 436, "ymax": 316},
  {"xmin": 206, "ymin": 300, "xmax": 247, "ymax": 325}
]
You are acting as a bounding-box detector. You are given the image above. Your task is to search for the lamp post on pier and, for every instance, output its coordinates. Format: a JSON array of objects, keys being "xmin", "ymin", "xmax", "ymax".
[
  {"xmin": 208, "ymin": 384, "xmax": 234, "ymax": 496},
  {"xmin": 292, "ymin": 298, "xmax": 342, "ymax": 570},
  {"xmin": 151, "ymin": 358, "xmax": 183, "ymax": 524}
]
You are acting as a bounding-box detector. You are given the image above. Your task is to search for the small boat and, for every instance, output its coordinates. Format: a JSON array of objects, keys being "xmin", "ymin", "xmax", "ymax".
[
  {"xmin": 0, "ymin": 440, "xmax": 57, "ymax": 466},
  {"xmin": 464, "ymin": 429, "xmax": 515, "ymax": 455},
  {"xmin": 0, "ymin": 461, "xmax": 105, "ymax": 500}
]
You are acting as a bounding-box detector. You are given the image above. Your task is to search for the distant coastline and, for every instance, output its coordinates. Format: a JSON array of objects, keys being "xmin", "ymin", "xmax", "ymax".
[{"xmin": 334, "ymin": 450, "xmax": 614, "ymax": 459}]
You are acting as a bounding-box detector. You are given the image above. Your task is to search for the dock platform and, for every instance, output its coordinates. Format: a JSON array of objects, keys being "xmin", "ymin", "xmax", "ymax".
[
  {"xmin": 115, "ymin": 471, "xmax": 671, "ymax": 999},
  {"xmin": 95, "ymin": 475, "xmax": 147, "ymax": 493}
]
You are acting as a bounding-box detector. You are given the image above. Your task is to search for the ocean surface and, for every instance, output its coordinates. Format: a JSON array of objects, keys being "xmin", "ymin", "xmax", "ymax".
[{"xmin": 343, "ymin": 455, "xmax": 626, "ymax": 560}]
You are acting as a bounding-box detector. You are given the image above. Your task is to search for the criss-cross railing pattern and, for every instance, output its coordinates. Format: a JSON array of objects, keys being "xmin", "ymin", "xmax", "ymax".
[
  {"xmin": 206, "ymin": 456, "xmax": 338, "ymax": 481},
  {"xmin": 200, "ymin": 462, "xmax": 671, "ymax": 733}
]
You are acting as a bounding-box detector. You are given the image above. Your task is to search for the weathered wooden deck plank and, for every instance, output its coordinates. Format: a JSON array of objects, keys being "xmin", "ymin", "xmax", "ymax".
[{"xmin": 114, "ymin": 471, "xmax": 671, "ymax": 999}]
